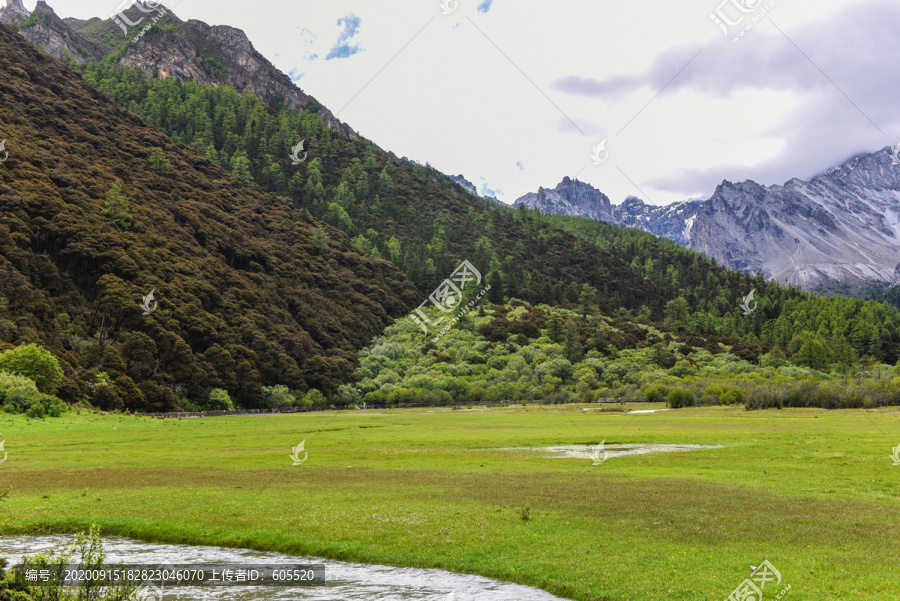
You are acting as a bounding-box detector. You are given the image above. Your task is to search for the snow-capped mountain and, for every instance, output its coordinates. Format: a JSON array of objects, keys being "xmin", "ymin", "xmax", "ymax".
[{"xmin": 514, "ymin": 147, "xmax": 900, "ymax": 294}]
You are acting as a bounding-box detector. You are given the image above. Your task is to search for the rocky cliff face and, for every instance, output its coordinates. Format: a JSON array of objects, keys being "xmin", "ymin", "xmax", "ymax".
[
  {"xmin": 0, "ymin": 0, "xmax": 28, "ymax": 25},
  {"xmin": 514, "ymin": 177, "xmax": 704, "ymax": 246},
  {"xmin": 1, "ymin": 1, "xmax": 105, "ymax": 62},
  {"xmin": 515, "ymin": 147, "xmax": 900, "ymax": 294},
  {"xmin": 516, "ymin": 176, "xmax": 615, "ymax": 221},
  {"xmin": 1, "ymin": 0, "xmax": 354, "ymax": 138},
  {"xmin": 691, "ymin": 147, "xmax": 900, "ymax": 293},
  {"xmin": 449, "ymin": 174, "xmax": 478, "ymax": 196}
]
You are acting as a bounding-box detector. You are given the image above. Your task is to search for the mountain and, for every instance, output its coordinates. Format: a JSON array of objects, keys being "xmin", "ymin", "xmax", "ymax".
[
  {"xmin": 514, "ymin": 177, "xmax": 704, "ymax": 246},
  {"xmin": 3, "ymin": 2, "xmax": 900, "ymax": 412},
  {"xmin": 692, "ymin": 149, "xmax": 900, "ymax": 294},
  {"xmin": 0, "ymin": 22, "xmax": 416, "ymax": 411},
  {"xmin": 2, "ymin": 0, "xmax": 355, "ymax": 136},
  {"xmin": 515, "ymin": 150, "xmax": 900, "ymax": 295},
  {"xmin": 448, "ymin": 174, "xmax": 478, "ymax": 196},
  {"xmin": 0, "ymin": 4, "xmax": 689, "ymax": 408},
  {"xmin": 0, "ymin": 0, "xmax": 28, "ymax": 25},
  {"xmin": 3, "ymin": 1, "xmax": 677, "ymax": 315}
]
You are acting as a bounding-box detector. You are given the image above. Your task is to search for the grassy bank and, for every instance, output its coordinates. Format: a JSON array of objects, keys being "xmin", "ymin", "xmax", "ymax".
[{"xmin": 1, "ymin": 405, "xmax": 898, "ymax": 600}]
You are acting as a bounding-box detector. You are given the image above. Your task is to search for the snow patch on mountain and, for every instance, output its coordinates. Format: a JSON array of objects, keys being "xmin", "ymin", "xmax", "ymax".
[{"xmin": 514, "ymin": 146, "xmax": 900, "ymax": 294}]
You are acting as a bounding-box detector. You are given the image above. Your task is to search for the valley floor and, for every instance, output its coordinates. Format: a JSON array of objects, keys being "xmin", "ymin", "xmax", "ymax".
[{"xmin": 1, "ymin": 404, "xmax": 898, "ymax": 600}]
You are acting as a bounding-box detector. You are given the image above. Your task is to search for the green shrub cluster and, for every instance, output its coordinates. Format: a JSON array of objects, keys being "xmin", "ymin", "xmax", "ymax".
[
  {"xmin": 0, "ymin": 343, "xmax": 66, "ymax": 417},
  {"xmin": 0, "ymin": 344, "xmax": 63, "ymax": 394},
  {"xmin": 352, "ymin": 302, "xmax": 900, "ymax": 411}
]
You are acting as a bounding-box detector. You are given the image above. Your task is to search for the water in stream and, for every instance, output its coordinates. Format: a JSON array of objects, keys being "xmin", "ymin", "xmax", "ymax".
[{"xmin": 0, "ymin": 535, "xmax": 572, "ymax": 601}]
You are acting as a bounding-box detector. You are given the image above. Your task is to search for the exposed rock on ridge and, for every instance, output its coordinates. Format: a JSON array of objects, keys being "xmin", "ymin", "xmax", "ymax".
[
  {"xmin": 3, "ymin": 1, "xmax": 355, "ymax": 138},
  {"xmin": 515, "ymin": 148, "xmax": 900, "ymax": 294}
]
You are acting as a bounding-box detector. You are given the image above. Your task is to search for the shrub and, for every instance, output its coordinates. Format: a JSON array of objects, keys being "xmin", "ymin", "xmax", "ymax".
[
  {"xmin": 336, "ymin": 383, "xmax": 360, "ymax": 406},
  {"xmin": 361, "ymin": 389, "xmax": 385, "ymax": 405},
  {"xmin": 548, "ymin": 357, "xmax": 574, "ymax": 380},
  {"xmin": 4, "ymin": 525, "xmax": 137, "ymax": 600},
  {"xmin": 0, "ymin": 370, "xmax": 41, "ymax": 404},
  {"xmin": 699, "ymin": 394, "xmax": 719, "ymax": 406},
  {"xmin": 205, "ymin": 388, "xmax": 234, "ymax": 411},
  {"xmin": 642, "ymin": 384, "xmax": 663, "ymax": 401},
  {"xmin": 0, "ymin": 344, "xmax": 63, "ymax": 394},
  {"xmin": 761, "ymin": 348, "xmax": 788, "ymax": 368},
  {"xmin": 0, "ymin": 371, "xmax": 64, "ymax": 417},
  {"xmin": 148, "ymin": 147, "xmax": 174, "ymax": 175},
  {"xmin": 262, "ymin": 384, "xmax": 294, "ymax": 408},
  {"xmin": 422, "ymin": 390, "xmax": 452, "ymax": 406},
  {"xmin": 668, "ymin": 360, "xmax": 697, "ymax": 378},
  {"xmin": 721, "ymin": 388, "xmax": 743, "ymax": 404},
  {"xmin": 487, "ymin": 355, "xmax": 509, "ymax": 370},
  {"xmin": 543, "ymin": 390, "xmax": 574, "ymax": 404},
  {"xmin": 92, "ymin": 385, "xmax": 123, "ymax": 412},
  {"xmin": 101, "ymin": 179, "xmax": 133, "ymax": 229},
  {"xmin": 304, "ymin": 389, "xmax": 326, "ymax": 407},
  {"xmin": 667, "ymin": 387, "xmax": 695, "ymax": 408}
]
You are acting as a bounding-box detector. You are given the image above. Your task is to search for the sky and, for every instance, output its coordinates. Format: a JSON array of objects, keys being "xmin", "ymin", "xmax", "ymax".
[{"xmin": 10, "ymin": 0, "xmax": 900, "ymax": 206}]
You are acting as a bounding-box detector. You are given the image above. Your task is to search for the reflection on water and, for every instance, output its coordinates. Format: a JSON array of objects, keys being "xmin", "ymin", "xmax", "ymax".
[{"xmin": 0, "ymin": 536, "xmax": 572, "ymax": 601}]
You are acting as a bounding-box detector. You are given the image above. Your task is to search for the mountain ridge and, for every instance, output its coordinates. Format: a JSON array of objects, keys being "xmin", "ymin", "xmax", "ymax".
[
  {"xmin": 514, "ymin": 147, "xmax": 900, "ymax": 294},
  {"xmin": 2, "ymin": 0, "xmax": 357, "ymax": 137}
]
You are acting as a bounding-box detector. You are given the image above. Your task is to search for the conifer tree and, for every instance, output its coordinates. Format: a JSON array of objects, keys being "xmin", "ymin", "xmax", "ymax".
[{"xmin": 101, "ymin": 179, "xmax": 133, "ymax": 230}]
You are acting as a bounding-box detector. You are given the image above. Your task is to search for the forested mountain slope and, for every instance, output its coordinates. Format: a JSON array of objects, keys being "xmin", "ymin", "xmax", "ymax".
[
  {"xmin": 4, "ymin": 4, "xmax": 900, "ymax": 415},
  {"xmin": 545, "ymin": 213, "xmax": 900, "ymax": 365},
  {"xmin": 0, "ymin": 23, "xmax": 416, "ymax": 410},
  {"xmin": 0, "ymin": 0, "xmax": 675, "ymax": 312},
  {"xmin": 67, "ymin": 58, "xmax": 665, "ymax": 315}
]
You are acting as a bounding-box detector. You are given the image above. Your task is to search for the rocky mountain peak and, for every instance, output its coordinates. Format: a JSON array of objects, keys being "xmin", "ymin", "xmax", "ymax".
[
  {"xmin": 0, "ymin": 0, "xmax": 29, "ymax": 24},
  {"xmin": 4, "ymin": 1, "xmax": 105, "ymax": 62},
  {"xmin": 8, "ymin": 1, "xmax": 356, "ymax": 139},
  {"xmin": 448, "ymin": 174, "xmax": 478, "ymax": 197},
  {"xmin": 518, "ymin": 146, "xmax": 900, "ymax": 294},
  {"xmin": 813, "ymin": 146, "xmax": 900, "ymax": 190}
]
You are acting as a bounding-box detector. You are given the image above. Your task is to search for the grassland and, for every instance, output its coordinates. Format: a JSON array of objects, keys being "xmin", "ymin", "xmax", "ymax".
[{"xmin": 1, "ymin": 404, "xmax": 898, "ymax": 600}]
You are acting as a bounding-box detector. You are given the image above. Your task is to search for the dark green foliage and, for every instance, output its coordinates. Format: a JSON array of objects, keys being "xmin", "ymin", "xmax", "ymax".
[
  {"xmin": 666, "ymin": 387, "xmax": 695, "ymax": 408},
  {"xmin": 0, "ymin": 25, "xmax": 415, "ymax": 409},
  {"xmin": 547, "ymin": 214, "xmax": 900, "ymax": 365}
]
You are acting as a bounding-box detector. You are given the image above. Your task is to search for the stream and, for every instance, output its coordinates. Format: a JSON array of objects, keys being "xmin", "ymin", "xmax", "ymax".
[{"xmin": 0, "ymin": 535, "xmax": 572, "ymax": 601}]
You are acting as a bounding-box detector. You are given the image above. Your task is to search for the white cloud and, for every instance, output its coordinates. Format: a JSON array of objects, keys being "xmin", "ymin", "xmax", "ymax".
[
  {"xmin": 325, "ymin": 14, "xmax": 364, "ymax": 60},
  {"xmin": 43, "ymin": 0, "xmax": 895, "ymax": 206}
]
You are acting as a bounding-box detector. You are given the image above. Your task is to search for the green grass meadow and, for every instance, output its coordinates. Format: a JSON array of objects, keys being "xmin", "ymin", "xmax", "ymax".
[{"xmin": 1, "ymin": 404, "xmax": 898, "ymax": 600}]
